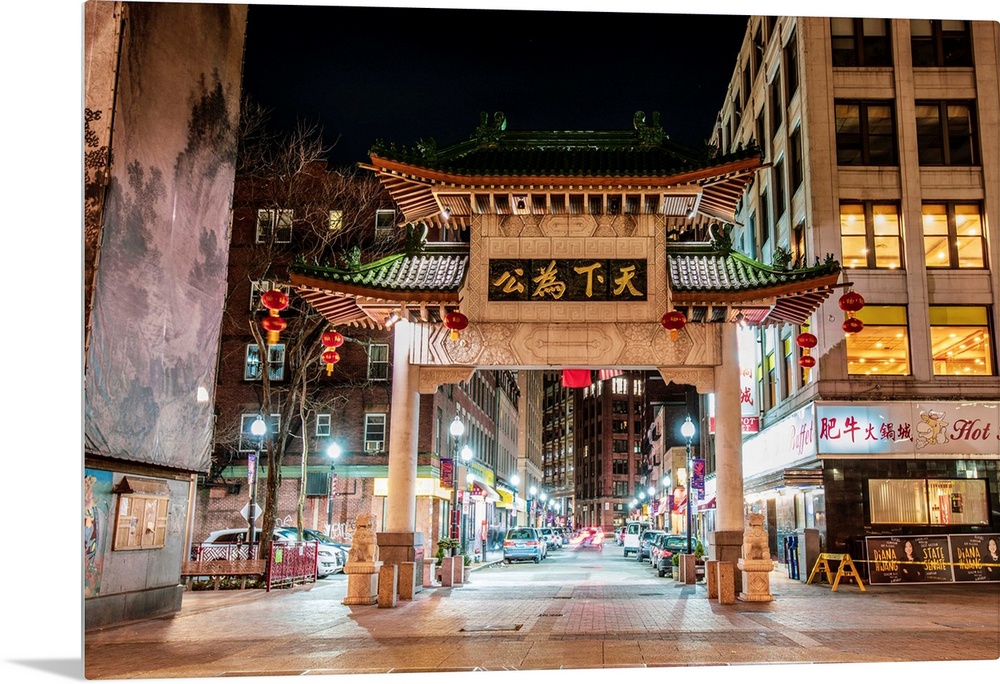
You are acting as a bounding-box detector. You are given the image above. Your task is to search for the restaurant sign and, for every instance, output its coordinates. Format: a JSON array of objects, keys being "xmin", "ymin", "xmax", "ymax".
[
  {"xmin": 488, "ymin": 259, "xmax": 647, "ymax": 301},
  {"xmin": 816, "ymin": 401, "xmax": 1000, "ymax": 456}
]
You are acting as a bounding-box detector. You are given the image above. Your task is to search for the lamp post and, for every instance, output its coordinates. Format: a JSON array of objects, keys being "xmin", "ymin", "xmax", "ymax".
[
  {"xmin": 326, "ymin": 442, "xmax": 342, "ymax": 535},
  {"xmin": 510, "ymin": 473, "xmax": 520, "ymax": 528},
  {"xmin": 681, "ymin": 416, "xmax": 697, "ymax": 554},
  {"xmin": 449, "ymin": 416, "xmax": 465, "ymax": 544},
  {"xmin": 247, "ymin": 415, "xmax": 267, "ymax": 548},
  {"xmin": 460, "ymin": 445, "xmax": 473, "ymax": 554},
  {"xmin": 528, "ymin": 486, "xmax": 537, "ymax": 528}
]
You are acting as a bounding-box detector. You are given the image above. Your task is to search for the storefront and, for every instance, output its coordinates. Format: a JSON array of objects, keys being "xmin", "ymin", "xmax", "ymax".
[{"xmin": 742, "ymin": 400, "xmax": 999, "ymax": 581}]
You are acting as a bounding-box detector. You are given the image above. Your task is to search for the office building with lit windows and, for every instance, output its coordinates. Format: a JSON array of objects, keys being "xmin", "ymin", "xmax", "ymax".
[{"xmin": 712, "ymin": 16, "xmax": 999, "ymax": 573}]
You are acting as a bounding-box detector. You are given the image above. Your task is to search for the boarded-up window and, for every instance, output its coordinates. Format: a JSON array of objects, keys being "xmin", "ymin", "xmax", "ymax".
[{"xmin": 112, "ymin": 477, "xmax": 170, "ymax": 550}]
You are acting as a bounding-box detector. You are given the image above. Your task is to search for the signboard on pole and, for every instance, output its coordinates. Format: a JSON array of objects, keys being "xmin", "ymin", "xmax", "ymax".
[
  {"xmin": 439, "ymin": 457, "xmax": 453, "ymax": 490},
  {"xmin": 691, "ymin": 458, "xmax": 705, "ymax": 499}
]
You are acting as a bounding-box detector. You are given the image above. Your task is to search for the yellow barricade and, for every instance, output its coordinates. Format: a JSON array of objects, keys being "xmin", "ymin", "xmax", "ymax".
[{"xmin": 806, "ymin": 553, "xmax": 866, "ymax": 592}]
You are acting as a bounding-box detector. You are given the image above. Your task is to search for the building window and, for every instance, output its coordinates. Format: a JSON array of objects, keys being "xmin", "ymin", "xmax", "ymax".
[
  {"xmin": 256, "ymin": 208, "xmax": 293, "ymax": 244},
  {"xmin": 612, "ymin": 459, "xmax": 628, "ymax": 475},
  {"xmin": 613, "ymin": 480, "xmax": 628, "ymax": 498},
  {"xmin": 792, "ymin": 221, "xmax": 806, "ymax": 269},
  {"xmin": 249, "ymin": 281, "xmax": 289, "ymax": 311},
  {"xmin": 368, "ymin": 343, "xmax": 389, "ymax": 381},
  {"xmin": 756, "ymin": 108, "xmax": 767, "ymax": 157},
  {"xmin": 328, "ymin": 209, "xmax": 344, "ymax": 232},
  {"xmin": 846, "ymin": 305, "xmax": 910, "ymax": 376},
  {"xmin": 742, "ymin": 65, "xmax": 752, "ymax": 109},
  {"xmin": 835, "ymin": 101, "xmax": 897, "ymax": 166},
  {"xmin": 769, "ymin": 72, "xmax": 783, "ymax": 139},
  {"xmin": 784, "ymin": 29, "xmax": 799, "ymax": 101},
  {"xmin": 789, "ymin": 127, "xmax": 804, "ymax": 194},
  {"xmin": 782, "ymin": 335, "xmax": 794, "ymax": 400},
  {"xmin": 840, "ymin": 202, "xmax": 902, "ymax": 269},
  {"xmin": 316, "ymin": 413, "xmax": 331, "ymax": 436},
  {"xmin": 915, "ymin": 102, "xmax": 977, "ymax": 166},
  {"xmin": 375, "ymin": 209, "xmax": 395, "ymax": 238},
  {"xmin": 753, "ymin": 24, "xmax": 764, "ymax": 77},
  {"xmin": 364, "ymin": 413, "xmax": 386, "ymax": 453},
  {"xmin": 759, "ymin": 188, "xmax": 770, "ymax": 251},
  {"xmin": 929, "ymin": 306, "xmax": 994, "ymax": 376},
  {"xmin": 911, "ymin": 19, "xmax": 972, "ymax": 67},
  {"xmin": 772, "ymin": 159, "xmax": 786, "ymax": 222},
  {"xmin": 244, "ymin": 343, "xmax": 285, "ymax": 381},
  {"xmin": 869, "ymin": 478, "xmax": 988, "ymax": 525},
  {"xmin": 922, "ymin": 203, "xmax": 986, "ymax": 269},
  {"xmin": 831, "ymin": 17, "xmax": 892, "ymax": 67}
]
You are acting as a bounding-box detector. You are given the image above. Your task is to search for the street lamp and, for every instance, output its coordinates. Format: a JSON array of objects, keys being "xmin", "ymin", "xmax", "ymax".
[
  {"xmin": 681, "ymin": 416, "xmax": 697, "ymax": 554},
  {"xmin": 449, "ymin": 416, "xmax": 465, "ymax": 543},
  {"xmin": 247, "ymin": 415, "xmax": 267, "ymax": 548},
  {"xmin": 460, "ymin": 445, "xmax": 473, "ymax": 553},
  {"xmin": 326, "ymin": 442, "xmax": 342, "ymax": 534}
]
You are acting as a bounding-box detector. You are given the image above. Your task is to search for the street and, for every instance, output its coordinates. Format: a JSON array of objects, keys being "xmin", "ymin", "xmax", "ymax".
[{"xmin": 76, "ymin": 541, "xmax": 1000, "ymax": 682}]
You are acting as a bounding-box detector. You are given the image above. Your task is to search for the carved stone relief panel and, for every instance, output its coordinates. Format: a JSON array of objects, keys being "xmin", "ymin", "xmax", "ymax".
[
  {"xmin": 416, "ymin": 366, "xmax": 476, "ymax": 394},
  {"xmin": 656, "ymin": 367, "xmax": 716, "ymax": 394}
]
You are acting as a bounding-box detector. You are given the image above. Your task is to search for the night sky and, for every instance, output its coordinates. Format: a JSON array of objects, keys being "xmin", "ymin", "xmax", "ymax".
[{"xmin": 240, "ymin": 3, "xmax": 750, "ymax": 168}]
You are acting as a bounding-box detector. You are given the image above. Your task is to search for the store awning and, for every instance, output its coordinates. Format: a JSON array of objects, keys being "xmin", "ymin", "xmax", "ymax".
[
  {"xmin": 470, "ymin": 482, "xmax": 501, "ymax": 503},
  {"xmin": 697, "ymin": 497, "xmax": 716, "ymax": 512}
]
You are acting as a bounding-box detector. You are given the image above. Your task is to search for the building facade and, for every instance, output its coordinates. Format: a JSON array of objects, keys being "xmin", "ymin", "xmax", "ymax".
[
  {"xmin": 516, "ymin": 370, "xmax": 545, "ymax": 527},
  {"xmin": 541, "ymin": 371, "xmax": 576, "ymax": 527},
  {"xmin": 713, "ymin": 16, "xmax": 1000, "ymax": 580}
]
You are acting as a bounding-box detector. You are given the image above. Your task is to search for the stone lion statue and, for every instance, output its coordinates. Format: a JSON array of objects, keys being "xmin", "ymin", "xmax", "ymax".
[
  {"xmin": 348, "ymin": 513, "xmax": 379, "ymax": 564},
  {"xmin": 741, "ymin": 513, "xmax": 770, "ymax": 560}
]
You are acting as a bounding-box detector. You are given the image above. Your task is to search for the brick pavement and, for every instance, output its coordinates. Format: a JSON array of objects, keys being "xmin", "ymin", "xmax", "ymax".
[{"xmin": 82, "ymin": 557, "xmax": 1000, "ymax": 681}]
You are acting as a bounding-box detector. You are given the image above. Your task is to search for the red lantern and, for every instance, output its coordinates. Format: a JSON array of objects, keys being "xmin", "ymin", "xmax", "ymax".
[
  {"xmin": 842, "ymin": 317, "xmax": 865, "ymax": 334},
  {"xmin": 796, "ymin": 332, "xmax": 818, "ymax": 349},
  {"xmin": 322, "ymin": 330, "xmax": 344, "ymax": 348},
  {"xmin": 444, "ymin": 311, "xmax": 469, "ymax": 341},
  {"xmin": 261, "ymin": 289, "xmax": 289, "ymax": 312},
  {"xmin": 261, "ymin": 314, "xmax": 287, "ymax": 345},
  {"xmin": 838, "ymin": 291, "xmax": 865, "ymax": 313},
  {"xmin": 321, "ymin": 349, "xmax": 340, "ymax": 376},
  {"xmin": 660, "ymin": 310, "xmax": 687, "ymax": 341},
  {"xmin": 798, "ymin": 355, "xmax": 816, "ymax": 369}
]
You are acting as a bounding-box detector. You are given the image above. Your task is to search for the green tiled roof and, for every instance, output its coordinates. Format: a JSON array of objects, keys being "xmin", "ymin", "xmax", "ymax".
[
  {"xmin": 667, "ymin": 245, "xmax": 841, "ymax": 294},
  {"xmin": 289, "ymin": 249, "xmax": 468, "ymax": 293},
  {"xmin": 369, "ymin": 111, "xmax": 761, "ymax": 178}
]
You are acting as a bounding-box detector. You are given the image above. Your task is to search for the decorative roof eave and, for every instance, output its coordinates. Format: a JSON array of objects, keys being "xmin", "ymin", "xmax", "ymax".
[{"xmin": 287, "ymin": 250, "xmax": 468, "ymax": 329}]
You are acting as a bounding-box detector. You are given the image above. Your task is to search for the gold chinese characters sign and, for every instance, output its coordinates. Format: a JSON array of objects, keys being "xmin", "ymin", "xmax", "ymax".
[{"xmin": 488, "ymin": 259, "xmax": 648, "ymax": 302}]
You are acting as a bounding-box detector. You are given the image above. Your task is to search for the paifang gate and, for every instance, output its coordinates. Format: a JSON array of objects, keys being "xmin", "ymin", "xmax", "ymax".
[{"xmin": 288, "ymin": 112, "xmax": 843, "ymax": 586}]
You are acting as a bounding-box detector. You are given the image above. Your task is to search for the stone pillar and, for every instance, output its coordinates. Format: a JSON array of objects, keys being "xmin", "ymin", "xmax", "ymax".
[
  {"xmin": 438, "ymin": 557, "xmax": 455, "ymax": 587},
  {"xmin": 376, "ymin": 532, "xmax": 425, "ymax": 595},
  {"xmin": 712, "ymin": 322, "xmax": 744, "ymax": 598},
  {"xmin": 452, "ymin": 555, "xmax": 465, "ymax": 585},
  {"xmin": 377, "ymin": 564, "xmax": 398, "ymax": 608},
  {"xmin": 397, "ymin": 561, "xmax": 416, "ymax": 600},
  {"xmin": 386, "ymin": 319, "xmax": 420, "ymax": 533},
  {"xmin": 717, "ymin": 561, "xmax": 736, "ymax": 604},
  {"xmin": 680, "ymin": 554, "xmax": 696, "ymax": 585},
  {"xmin": 706, "ymin": 560, "xmax": 719, "ymax": 599}
]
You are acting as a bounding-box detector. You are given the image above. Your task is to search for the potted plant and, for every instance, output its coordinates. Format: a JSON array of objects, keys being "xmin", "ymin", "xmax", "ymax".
[
  {"xmin": 462, "ymin": 552, "xmax": 473, "ymax": 582},
  {"xmin": 671, "ymin": 552, "xmax": 680, "ymax": 580},
  {"xmin": 434, "ymin": 538, "xmax": 459, "ymax": 581}
]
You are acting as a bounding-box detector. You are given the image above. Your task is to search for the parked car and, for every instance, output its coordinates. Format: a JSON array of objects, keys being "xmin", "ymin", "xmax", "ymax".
[
  {"xmin": 622, "ymin": 520, "xmax": 652, "ymax": 557},
  {"xmin": 569, "ymin": 526, "xmax": 604, "ymax": 551},
  {"xmin": 648, "ymin": 532, "xmax": 670, "ymax": 566},
  {"xmin": 637, "ymin": 529, "xmax": 665, "ymax": 562},
  {"xmin": 533, "ymin": 528, "xmax": 549, "ymax": 558},
  {"xmin": 200, "ymin": 527, "xmax": 343, "ymax": 578},
  {"xmin": 503, "ymin": 527, "xmax": 543, "ymax": 564},
  {"xmin": 277, "ymin": 527, "xmax": 348, "ymax": 576},
  {"xmin": 540, "ymin": 527, "xmax": 563, "ymax": 550},
  {"xmin": 654, "ymin": 535, "xmax": 699, "ymax": 577}
]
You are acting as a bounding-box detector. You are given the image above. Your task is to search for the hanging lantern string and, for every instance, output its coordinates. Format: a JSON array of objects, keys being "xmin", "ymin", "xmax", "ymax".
[{"xmin": 320, "ymin": 330, "xmax": 345, "ymax": 376}]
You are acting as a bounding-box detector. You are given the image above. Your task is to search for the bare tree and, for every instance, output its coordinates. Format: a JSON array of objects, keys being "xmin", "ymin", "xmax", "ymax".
[{"xmin": 216, "ymin": 98, "xmax": 400, "ymax": 555}]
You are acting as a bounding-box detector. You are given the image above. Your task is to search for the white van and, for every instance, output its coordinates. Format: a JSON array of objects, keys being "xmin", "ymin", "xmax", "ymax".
[{"xmin": 622, "ymin": 520, "xmax": 652, "ymax": 557}]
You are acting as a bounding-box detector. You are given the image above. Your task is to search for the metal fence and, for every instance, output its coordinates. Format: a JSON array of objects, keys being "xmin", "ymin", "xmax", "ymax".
[{"xmin": 266, "ymin": 541, "xmax": 319, "ymax": 590}]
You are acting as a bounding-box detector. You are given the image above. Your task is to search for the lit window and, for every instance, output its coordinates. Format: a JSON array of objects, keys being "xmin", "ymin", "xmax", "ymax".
[
  {"xmin": 256, "ymin": 208, "xmax": 293, "ymax": 243},
  {"xmin": 923, "ymin": 203, "xmax": 985, "ymax": 269},
  {"xmin": 328, "ymin": 209, "xmax": 344, "ymax": 232},
  {"xmin": 244, "ymin": 343, "xmax": 285, "ymax": 381},
  {"xmin": 840, "ymin": 202, "xmax": 902, "ymax": 269},
  {"xmin": 846, "ymin": 305, "xmax": 910, "ymax": 376},
  {"xmin": 929, "ymin": 306, "xmax": 993, "ymax": 376}
]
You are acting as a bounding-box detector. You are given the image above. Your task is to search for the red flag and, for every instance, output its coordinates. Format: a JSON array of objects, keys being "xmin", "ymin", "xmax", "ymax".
[{"xmin": 561, "ymin": 369, "xmax": 591, "ymax": 388}]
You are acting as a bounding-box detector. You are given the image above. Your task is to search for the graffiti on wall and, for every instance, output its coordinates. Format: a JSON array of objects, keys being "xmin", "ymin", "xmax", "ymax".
[{"xmin": 84, "ymin": 469, "xmax": 113, "ymax": 598}]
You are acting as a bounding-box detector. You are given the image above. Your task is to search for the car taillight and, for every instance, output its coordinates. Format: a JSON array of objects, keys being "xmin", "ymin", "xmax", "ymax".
[{"xmin": 525, "ymin": 541, "xmax": 538, "ymax": 546}]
